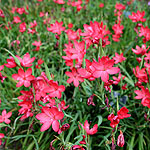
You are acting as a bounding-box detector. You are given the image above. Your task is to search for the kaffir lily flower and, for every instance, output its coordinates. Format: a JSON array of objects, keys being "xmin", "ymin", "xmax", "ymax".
[
  {"xmin": 65, "ymin": 67, "xmax": 84, "ymax": 87},
  {"xmin": 132, "ymin": 44, "xmax": 149, "ymax": 55},
  {"xmin": 134, "ymin": 86, "xmax": 150, "ymax": 108},
  {"xmin": 117, "ymin": 130, "xmax": 125, "ymax": 147},
  {"xmin": 80, "ymin": 120, "xmax": 98, "ymax": 135},
  {"xmin": 12, "ymin": 68, "xmax": 35, "ymax": 87},
  {"xmin": 108, "ymin": 113, "xmax": 120, "ymax": 128},
  {"xmin": 92, "ymin": 56, "xmax": 120, "ymax": 82},
  {"xmin": 13, "ymin": 16, "xmax": 21, "ymax": 23},
  {"xmin": 53, "ymin": 0, "xmax": 65, "ymax": 4},
  {"xmin": 4, "ymin": 56, "xmax": 17, "ymax": 68},
  {"xmin": 19, "ymin": 22, "xmax": 26, "ymax": 33},
  {"xmin": 0, "ymin": 65, "xmax": 4, "ymax": 71},
  {"xmin": 129, "ymin": 10, "xmax": 146, "ymax": 22},
  {"xmin": 16, "ymin": 53, "xmax": 35, "ymax": 67},
  {"xmin": 36, "ymin": 107, "xmax": 64, "ymax": 132},
  {"xmin": 71, "ymin": 145, "xmax": 85, "ymax": 150},
  {"xmin": 32, "ymin": 41, "xmax": 42, "ymax": 51},
  {"xmin": 58, "ymin": 123, "xmax": 70, "ymax": 134},
  {"xmin": 47, "ymin": 21, "xmax": 65, "ymax": 35},
  {"xmin": 117, "ymin": 107, "xmax": 131, "ymax": 119},
  {"xmin": 0, "ymin": 109, "xmax": 12, "ymax": 124},
  {"xmin": 108, "ymin": 107, "xmax": 131, "ymax": 128},
  {"xmin": 113, "ymin": 52, "xmax": 126, "ymax": 64},
  {"xmin": 113, "ymin": 73, "xmax": 125, "ymax": 85},
  {"xmin": 0, "ymin": 133, "xmax": 4, "ymax": 146}
]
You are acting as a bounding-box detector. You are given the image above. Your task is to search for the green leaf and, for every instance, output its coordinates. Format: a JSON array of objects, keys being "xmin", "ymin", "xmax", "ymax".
[
  {"xmin": 44, "ymin": 63, "xmax": 51, "ymax": 80},
  {"xmin": 97, "ymin": 115, "xmax": 103, "ymax": 126}
]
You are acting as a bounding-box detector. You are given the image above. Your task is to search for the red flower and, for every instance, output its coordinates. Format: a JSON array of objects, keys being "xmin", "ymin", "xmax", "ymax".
[
  {"xmin": 47, "ymin": 21, "xmax": 65, "ymax": 35},
  {"xmin": 108, "ymin": 113, "xmax": 120, "ymax": 128},
  {"xmin": 4, "ymin": 56, "xmax": 17, "ymax": 68},
  {"xmin": 65, "ymin": 68, "xmax": 84, "ymax": 87},
  {"xmin": 13, "ymin": 16, "xmax": 21, "ymax": 23},
  {"xmin": 12, "ymin": 68, "xmax": 35, "ymax": 87},
  {"xmin": 53, "ymin": 0, "xmax": 65, "ymax": 4},
  {"xmin": 58, "ymin": 100, "xmax": 69, "ymax": 111},
  {"xmin": 113, "ymin": 52, "xmax": 126, "ymax": 64},
  {"xmin": 139, "ymin": 26, "xmax": 150, "ymax": 43},
  {"xmin": 115, "ymin": 3, "xmax": 126, "ymax": 11},
  {"xmin": 113, "ymin": 73, "xmax": 125, "ymax": 85},
  {"xmin": 30, "ymin": 20, "xmax": 37, "ymax": 28},
  {"xmin": 99, "ymin": 3, "xmax": 104, "ymax": 8},
  {"xmin": 133, "ymin": 66, "xmax": 148, "ymax": 83},
  {"xmin": 117, "ymin": 107, "xmax": 131, "ymax": 119},
  {"xmin": 129, "ymin": 10, "xmax": 146, "ymax": 22},
  {"xmin": 0, "ymin": 72, "xmax": 6, "ymax": 83},
  {"xmin": 92, "ymin": 56, "xmax": 120, "ymax": 82},
  {"xmin": 19, "ymin": 22, "xmax": 26, "ymax": 33},
  {"xmin": 79, "ymin": 135, "xmax": 86, "ymax": 144},
  {"xmin": 0, "ymin": 65, "xmax": 4, "ymax": 71},
  {"xmin": 18, "ymin": 101, "xmax": 33, "ymax": 120},
  {"xmin": 66, "ymin": 29, "xmax": 81, "ymax": 41},
  {"xmin": 0, "ymin": 133, "xmax": 4, "ymax": 146},
  {"xmin": 78, "ymin": 59, "xmax": 95, "ymax": 81},
  {"xmin": 32, "ymin": 41, "xmax": 42, "ymax": 51},
  {"xmin": 58, "ymin": 123, "xmax": 70, "ymax": 134},
  {"xmin": 81, "ymin": 21, "xmax": 111, "ymax": 47},
  {"xmin": 16, "ymin": 53, "xmax": 35, "ymax": 67},
  {"xmin": 36, "ymin": 107, "xmax": 64, "ymax": 132},
  {"xmin": 132, "ymin": 44, "xmax": 149, "ymax": 55},
  {"xmin": 80, "ymin": 120, "xmax": 98, "ymax": 135},
  {"xmin": 0, "ymin": 9, "xmax": 5, "ymax": 18},
  {"xmin": 71, "ymin": 145, "xmax": 85, "ymax": 150},
  {"xmin": 45, "ymin": 80, "xmax": 65, "ymax": 99},
  {"xmin": 134, "ymin": 86, "xmax": 150, "ymax": 108},
  {"xmin": 117, "ymin": 130, "xmax": 125, "ymax": 147},
  {"xmin": 0, "ymin": 109, "xmax": 12, "ymax": 124},
  {"xmin": 68, "ymin": 23, "xmax": 73, "ymax": 28}
]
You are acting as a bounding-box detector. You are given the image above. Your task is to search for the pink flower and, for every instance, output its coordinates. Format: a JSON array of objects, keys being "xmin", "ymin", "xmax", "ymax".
[
  {"xmin": 0, "ymin": 109, "xmax": 12, "ymax": 124},
  {"xmin": 30, "ymin": 20, "xmax": 37, "ymax": 28},
  {"xmin": 16, "ymin": 53, "xmax": 35, "ymax": 67},
  {"xmin": 65, "ymin": 68, "xmax": 84, "ymax": 87},
  {"xmin": 0, "ymin": 65, "xmax": 4, "ymax": 71},
  {"xmin": 92, "ymin": 56, "xmax": 120, "ymax": 82},
  {"xmin": 99, "ymin": 3, "xmax": 104, "ymax": 8},
  {"xmin": 117, "ymin": 130, "xmax": 125, "ymax": 147},
  {"xmin": 113, "ymin": 73, "xmax": 125, "ymax": 85},
  {"xmin": 0, "ymin": 9, "xmax": 5, "ymax": 18},
  {"xmin": 19, "ymin": 22, "xmax": 26, "ymax": 33},
  {"xmin": 12, "ymin": 68, "xmax": 35, "ymax": 87},
  {"xmin": 129, "ymin": 10, "xmax": 146, "ymax": 22},
  {"xmin": 47, "ymin": 21, "xmax": 65, "ymax": 35},
  {"xmin": 4, "ymin": 56, "xmax": 17, "ymax": 68},
  {"xmin": 13, "ymin": 16, "xmax": 21, "ymax": 23},
  {"xmin": 132, "ymin": 44, "xmax": 149, "ymax": 55},
  {"xmin": 32, "ymin": 41, "xmax": 42, "ymax": 51},
  {"xmin": 53, "ymin": 0, "xmax": 65, "ymax": 4},
  {"xmin": 45, "ymin": 80, "xmax": 65, "ymax": 99},
  {"xmin": 113, "ymin": 53, "xmax": 126, "ymax": 64},
  {"xmin": 58, "ymin": 100, "xmax": 69, "ymax": 111},
  {"xmin": 36, "ymin": 107, "xmax": 64, "ymax": 132},
  {"xmin": 80, "ymin": 120, "xmax": 98, "ymax": 135}
]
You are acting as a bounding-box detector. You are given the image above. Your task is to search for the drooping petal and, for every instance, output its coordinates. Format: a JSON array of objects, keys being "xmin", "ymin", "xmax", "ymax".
[
  {"xmin": 40, "ymin": 121, "xmax": 52, "ymax": 132},
  {"xmin": 52, "ymin": 120, "xmax": 59, "ymax": 132}
]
